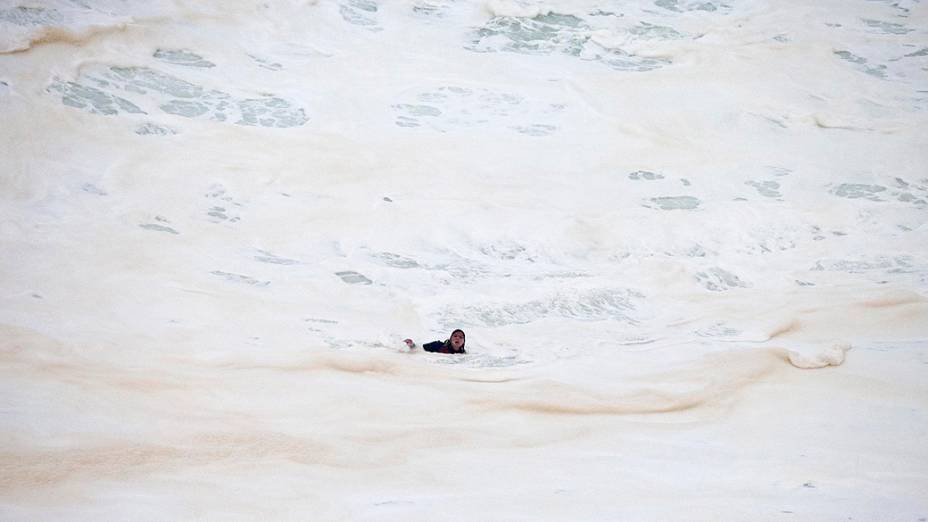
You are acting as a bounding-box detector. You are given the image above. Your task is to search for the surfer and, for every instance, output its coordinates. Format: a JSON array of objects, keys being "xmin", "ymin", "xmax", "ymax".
[{"xmin": 404, "ymin": 329, "xmax": 467, "ymax": 354}]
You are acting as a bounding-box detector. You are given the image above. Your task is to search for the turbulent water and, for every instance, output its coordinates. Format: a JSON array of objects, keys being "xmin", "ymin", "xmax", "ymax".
[{"xmin": 1, "ymin": 0, "xmax": 927, "ymax": 519}]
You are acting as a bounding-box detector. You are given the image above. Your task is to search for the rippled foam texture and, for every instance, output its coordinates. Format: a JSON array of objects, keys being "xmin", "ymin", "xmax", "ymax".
[{"xmin": 1, "ymin": 0, "xmax": 927, "ymax": 519}]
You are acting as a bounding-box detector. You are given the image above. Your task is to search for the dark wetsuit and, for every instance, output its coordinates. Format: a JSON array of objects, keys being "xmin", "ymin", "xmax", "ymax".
[{"xmin": 422, "ymin": 340, "xmax": 466, "ymax": 354}]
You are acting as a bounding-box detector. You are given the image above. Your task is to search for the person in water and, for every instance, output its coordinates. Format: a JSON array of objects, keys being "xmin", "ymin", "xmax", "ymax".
[{"xmin": 404, "ymin": 329, "xmax": 466, "ymax": 354}]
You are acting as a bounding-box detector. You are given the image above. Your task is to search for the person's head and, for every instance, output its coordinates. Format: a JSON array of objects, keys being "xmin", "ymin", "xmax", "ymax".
[{"xmin": 448, "ymin": 329, "xmax": 465, "ymax": 351}]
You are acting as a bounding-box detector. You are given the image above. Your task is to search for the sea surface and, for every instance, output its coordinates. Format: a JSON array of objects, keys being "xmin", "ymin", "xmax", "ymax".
[{"xmin": 1, "ymin": 0, "xmax": 927, "ymax": 519}]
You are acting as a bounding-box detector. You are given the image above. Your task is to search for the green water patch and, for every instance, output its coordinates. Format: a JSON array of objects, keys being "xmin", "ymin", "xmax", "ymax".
[
  {"xmin": 154, "ymin": 49, "xmax": 215, "ymax": 68},
  {"xmin": 393, "ymin": 104, "xmax": 442, "ymax": 117},
  {"xmin": 249, "ymin": 54, "xmax": 283, "ymax": 71},
  {"xmin": 468, "ymin": 12, "xmax": 671, "ymax": 72},
  {"xmin": 412, "ymin": 0, "xmax": 456, "ymax": 18},
  {"xmin": 811, "ymin": 256, "xmax": 918, "ymax": 275},
  {"xmin": 470, "ymin": 13, "xmax": 589, "ymax": 56},
  {"xmin": 48, "ymin": 66, "xmax": 308, "ymax": 128},
  {"xmin": 834, "ymin": 50, "xmax": 887, "ymax": 79},
  {"xmin": 207, "ymin": 206, "xmax": 240, "ymax": 223},
  {"xmin": 254, "ymin": 250, "xmax": 300, "ymax": 265},
  {"xmin": 830, "ymin": 183, "xmax": 887, "ymax": 201},
  {"xmin": 746, "ymin": 180, "xmax": 782, "ymax": 199},
  {"xmin": 48, "ymin": 81, "xmax": 144, "ymax": 116},
  {"xmin": 139, "ymin": 223, "xmax": 179, "ymax": 235},
  {"xmin": 647, "ymin": 196, "xmax": 701, "ymax": 210},
  {"xmin": 628, "ymin": 170, "xmax": 664, "ymax": 181},
  {"xmin": 861, "ymin": 18, "xmax": 912, "ymax": 35},
  {"xmin": 695, "ymin": 267, "xmax": 749, "ymax": 292},
  {"xmin": 135, "ymin": 122, "xmax": 177, "ymax": 135},
  {"xmin": 204, "ymin": 184, "xmax": 244, "ymax": 223},
  {"xmin": 0, "ymin": 6, "xmax": 63, "ymax": 26},
  {"xmin": 628, "ymin": 21, "xmax": 684, "ymax": 40},
  {"xmin": 211, "ymin": 271, "xmax": 270, "ymax": 287},
  {"xmin": 374, "ymin": 252, "xmax": 420, "ymax": 269},
  {"xmin": 336, "ymin": 271, "xmax": 373, "ymax": 285},
  {"xmin": 238, "ymin": 97, "xmax": 308, "ymax": 128},
  {"xmin": 654, "ymin": 0, "xmax": 731, "ymax": 13},
  {"xmin": 339, "ymin": 0, "xmax": 380, "ymax": 30}
]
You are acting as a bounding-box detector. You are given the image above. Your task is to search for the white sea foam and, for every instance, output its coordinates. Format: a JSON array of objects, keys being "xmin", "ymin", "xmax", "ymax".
[{"xmin": 1, "ymin": 0, "xmax": 927, "ymax": 519}]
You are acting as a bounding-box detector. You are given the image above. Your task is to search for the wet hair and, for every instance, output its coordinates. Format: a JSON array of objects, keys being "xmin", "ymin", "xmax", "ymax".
[{"xmin": 443, "ymin": 329, "xmax": 466, "ymax": 352}]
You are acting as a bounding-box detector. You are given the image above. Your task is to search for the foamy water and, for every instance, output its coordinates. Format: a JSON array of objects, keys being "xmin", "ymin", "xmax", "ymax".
[{"xmin": 1, "ymin": 0, "xmax": 927, "ymax": 519}]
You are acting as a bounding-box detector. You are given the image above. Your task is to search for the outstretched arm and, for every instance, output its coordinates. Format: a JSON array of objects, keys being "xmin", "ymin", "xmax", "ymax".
[{"xmin": 421, "ymin": 341, "xmax": 445, "ymax": 353}]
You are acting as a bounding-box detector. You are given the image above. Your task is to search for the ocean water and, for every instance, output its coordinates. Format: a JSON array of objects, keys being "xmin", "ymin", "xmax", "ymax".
[{"xmin": 1, "ymin": 0, "xmax": 927, "ymax": 519}]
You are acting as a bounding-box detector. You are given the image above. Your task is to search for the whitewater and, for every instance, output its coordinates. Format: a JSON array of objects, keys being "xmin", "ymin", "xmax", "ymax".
[{"xmin": 1, "ymin": 0, "xmax": 927, "ymax": 519}]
